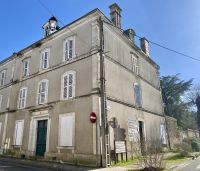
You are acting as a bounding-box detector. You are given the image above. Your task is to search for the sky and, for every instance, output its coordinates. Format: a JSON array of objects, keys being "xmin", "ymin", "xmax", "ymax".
[{"xmin": 0, "ymin": 0, "xmax": 199, "ymax": 85}]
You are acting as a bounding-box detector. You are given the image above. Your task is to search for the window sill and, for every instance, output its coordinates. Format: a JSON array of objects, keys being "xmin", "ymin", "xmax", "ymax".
[{"xmin": 57, "ymin": 146, "xmax": 74, "ymax": 150}]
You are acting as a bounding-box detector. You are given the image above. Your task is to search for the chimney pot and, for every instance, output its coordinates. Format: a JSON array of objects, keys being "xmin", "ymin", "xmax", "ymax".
[
  {"xmin": 109, "ymin": 3, "xmax": 122, "ymax": 28},
  {"xmin": 140, "ymin": 37, "xmax": 150, "ymax": 56}
]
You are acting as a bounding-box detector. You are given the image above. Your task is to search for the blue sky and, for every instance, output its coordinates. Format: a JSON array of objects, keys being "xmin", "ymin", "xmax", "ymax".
[{"xmin": 0, "ymin": 0, "xmax": 199, "ymax": 84}]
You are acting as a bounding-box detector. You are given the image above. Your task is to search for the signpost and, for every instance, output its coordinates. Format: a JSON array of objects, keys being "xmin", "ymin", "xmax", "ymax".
[{"xmin": 114, "ymin": 140, "xmax": 127, "ymax": 163}]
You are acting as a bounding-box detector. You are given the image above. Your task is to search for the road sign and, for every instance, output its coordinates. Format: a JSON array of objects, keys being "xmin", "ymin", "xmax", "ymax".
[{"xmin": 90, "ymin": 112, "xmax": 97, "ymax": 123}]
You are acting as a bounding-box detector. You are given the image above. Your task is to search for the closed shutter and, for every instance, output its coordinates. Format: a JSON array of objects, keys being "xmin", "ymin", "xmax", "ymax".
[
  {"xmin": 14, "ymin": 120, "xmax": 24, "ymax": 146},
  {"xmin": 59, "ymin": 114, "xmax": 74, "ymax": 146},
  {"xmin": 63, "ymin": 75, "xmax": 68, "ymax": 98},
  {"xmin": 64, "ymin": 41, "xmax": 68, "ymax": 61},
  {"xmin": 134, "ymin": 84, "xmax": 142, "ymax": 107},
  {"xmin": 68, "ymin": 74, "xmax": 73, "ymax": 98},
  {"xmin": 160, "ymin": 124, "xmax": 167, "ymax": 144},
  {"xmin": 69, "ymin": 40, "xmax": 73, "ymax": 59}
]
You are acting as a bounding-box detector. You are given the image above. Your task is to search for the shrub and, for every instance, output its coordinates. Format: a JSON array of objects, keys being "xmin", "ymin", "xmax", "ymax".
[{"xmin": 191, "ymin": 141, "xmax": 200, "ymax": 152}]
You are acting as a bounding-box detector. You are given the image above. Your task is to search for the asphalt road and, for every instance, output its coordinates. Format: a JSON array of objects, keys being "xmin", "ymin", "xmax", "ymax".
[
  {"xmin": 175, "ymin": 157, "xmax": 200, "ymax": 171},
  {"xmin": 0, "ymin": 160, "xmax": 50, "ymax": 171}
]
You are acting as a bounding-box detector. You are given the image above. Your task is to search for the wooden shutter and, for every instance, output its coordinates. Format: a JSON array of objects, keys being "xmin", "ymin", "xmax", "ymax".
[
  {"xmin": 63, "ymin": 75, "xmax": 68, "ymax": 99},
  {"xmin": 134, "ymin": 84, "xmax": 142, "ymax": 107},
  {"xmin": 160, "ymin": 124, "xmax": 167, "ymax": 144},
  {"xmin": 59, "ymin": 114, "xmax": 74, "ymax": 146},
  {"xmin": 14, "ymin": 120, "xmax": 24, "ymax": 146},
  {"xmin": 68, "ymin": 74, "xmax": 73, "ymax": 98},
  {"xmin": 64, "ymin": 41, "xmax": 68, "ymax": 61},
  {"xmin": 69, "ymin": 40, "xmax": 73, "ymax": 59}
]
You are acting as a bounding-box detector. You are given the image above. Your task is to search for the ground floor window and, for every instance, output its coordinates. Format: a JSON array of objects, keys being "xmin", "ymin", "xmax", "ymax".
[
  {"xmin": 59, "ymin": 113, "xmax": 75, "ymax": 147},
  {"xmin": 13, "ymin": 120, "xmax": 24, "ymax": 146}
]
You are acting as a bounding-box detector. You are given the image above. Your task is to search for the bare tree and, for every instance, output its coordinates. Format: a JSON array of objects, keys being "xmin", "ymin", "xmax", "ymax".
[{"xmin": 132, "ymin": 131, "xmax": 165, "ymax": 171}]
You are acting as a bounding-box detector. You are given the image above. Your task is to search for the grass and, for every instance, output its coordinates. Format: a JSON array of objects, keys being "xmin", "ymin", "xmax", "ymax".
[
  {"xmin": 112, "ymin": 157, "xmax": 139, "ymax": 166},
  {"xmin": 164, "ymin": 155, "xmax": 188, "ymax": 164}
]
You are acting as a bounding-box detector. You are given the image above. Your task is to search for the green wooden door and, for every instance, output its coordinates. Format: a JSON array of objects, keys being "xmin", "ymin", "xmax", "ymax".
[{"xmin": 36, "ymin": 120, "xmax": 48, "ymax": 156}]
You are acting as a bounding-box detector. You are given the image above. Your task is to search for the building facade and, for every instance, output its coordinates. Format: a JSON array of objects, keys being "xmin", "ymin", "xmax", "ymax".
[{"xmin": 0, "ymin": 4, "xmax": 166, "ymax": 167}]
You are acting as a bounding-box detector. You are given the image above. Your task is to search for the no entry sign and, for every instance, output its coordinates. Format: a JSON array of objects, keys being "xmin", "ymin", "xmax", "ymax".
[{"xmin": 90, "ymin": 112, "xmax": 97, "ymax": 123}]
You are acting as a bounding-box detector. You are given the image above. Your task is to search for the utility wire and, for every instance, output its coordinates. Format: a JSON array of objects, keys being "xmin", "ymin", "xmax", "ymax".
[
  {"xmin": 103, "ymin": 20, "xmax": 200, "ymax": 62},
  {"xmin": 36, "ymin": 0, "xmax": 91, "ymax": 48}
]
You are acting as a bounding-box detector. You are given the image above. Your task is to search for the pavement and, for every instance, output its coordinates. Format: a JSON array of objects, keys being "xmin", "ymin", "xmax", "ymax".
[{"xmin": 172, "ymin": 157, "xmax": 200, "ymax": 171}]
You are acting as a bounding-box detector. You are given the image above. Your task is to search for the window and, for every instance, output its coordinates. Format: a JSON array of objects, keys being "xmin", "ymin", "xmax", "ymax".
[
  {"xmin": 0, "ymin": 70, "xmax": 6, "ymax": 86},
  {"xmin": 61, "ymin": 71, "xmax": 76, "ymax": 100},
  {"xmin": 0, "ymin": 122, "xmax": 2, "ymax": 135},
  {"xmin": 63, "ymin": 37, "xmax": 75, "ymax": 61},
  {"xmin": 23, "ymin": 60, "xmax": 30, "ymax": 77},
  {"xmin": 134, "ymin": 83, "xmax": 142, "ymax": 107},
  {"xmin": 0, "ymin": 95, "xmax": 2, "ymax": 110},
  {"xmin": 18, "ymin": 87, "xmax": 27, "ymax": 109},
  {"xmin": 41, "ymin": 49, "xmax": 50, "ymax": 70},
  {"xmin": 37, "ymin": 79, "xmax": 49, "ymax": 104},
  {"xmin": 59, "ymin": 113, "xmax": 75, "ymax": 147},
  {"xmin": 131, "ymin": 55, "xmax": 139, "ymax": 75},
  {"xmin": 13, "ymin": 120, "xmax": 24, "ymax": 146},
  {"xmin": 160, "ymin": 124, "xmax": 167, "ymax": 144}
]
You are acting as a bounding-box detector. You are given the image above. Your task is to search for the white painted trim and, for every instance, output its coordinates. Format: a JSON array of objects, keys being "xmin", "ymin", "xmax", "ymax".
[
  {"xmin": 18, "ymin": 87, "xmax": 28, "ymax": 109},
  {"xmin": 13, "ymin": 120, "xmax": 24, "ymax": 146},
  {"xmin": 40, "ymin": 48, "xmax": 50, "ymax": 70},
  {"xmin": 36, "ymin": 79, "xmax": 49, "ymax": 105},
  {"xmin": 60, "ymin": 70, "xmax": 76, "ymax": 100},
  {"xmin": 137, "ymin": 118, "xmax": 146, "ymax": 140},
  {"xmin": 28, "ymin": 111, "xmax": 50, "ymax": 156},
  {"xmin": 23, "ymin": 59, "xmax": 30, "ymax": 77},
  {"xmin": 62, "ymin": 36, "xmax": 76, "ymax": 62}
]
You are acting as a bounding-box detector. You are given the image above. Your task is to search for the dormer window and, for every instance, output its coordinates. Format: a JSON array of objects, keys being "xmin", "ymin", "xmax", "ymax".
[{"xmin": 41, "ymin": 48, "xmax": 50, "ymax": 70}]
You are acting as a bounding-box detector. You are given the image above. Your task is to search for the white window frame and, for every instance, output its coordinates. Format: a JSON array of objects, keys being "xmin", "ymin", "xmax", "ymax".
[
  {"xmin": 0, "ymin": 94, "xmax": 2, "ymax": 110},
  {"xmin": 37, "ymin": 79, "xmax": 49, "ymax": 105},
  {"xmin": 23, "ymin": 59, "xmax": 30, "ymax": 77},
  {"xmin": 131, "ymin": 55, "xmax": 139, "ymax": 75},
  {"xmin": 0, "ymin": 70, "xmax": 6, "ymax": 86},
  {"xmin": 18, "ymin": 87, "xmax": 28, "ymax": 109},
  {"xmin": 58, "ymin": 113, "xmax": 75, "ymax": 147},
  {"xmin": 134, "ymin": 83, "xmax": 142, "ymax": 108},
  {"xmin": 13, "ymin": 120, "xmax": 24, "ymax": 146},
  {"xmin": 63, "ymin": 37, "xmax": 76, "ymax": 61},
  {"xmin": 61, "ymin": 71, "xmax": 76, "ymax": 100},
  {"xmin": 41, "ymin": 48, "xmax": 50, "ymax": 70}
]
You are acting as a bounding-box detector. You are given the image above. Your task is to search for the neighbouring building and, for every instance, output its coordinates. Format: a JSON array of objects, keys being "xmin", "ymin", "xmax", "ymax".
[{"xmin": 0, "ymin": 3, "xmax": 167, "ymax": 167}]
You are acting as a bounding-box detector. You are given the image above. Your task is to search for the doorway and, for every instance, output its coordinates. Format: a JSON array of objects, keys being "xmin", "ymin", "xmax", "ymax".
[{"xmin": 36, "ymin": 120, "xmax": 48, "ymax": 156}]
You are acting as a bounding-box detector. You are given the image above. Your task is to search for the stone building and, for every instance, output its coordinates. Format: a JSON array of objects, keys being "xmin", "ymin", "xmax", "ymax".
[{"xmin": 0, "ymin": 3, "xmax": 166, "ymax": 167}]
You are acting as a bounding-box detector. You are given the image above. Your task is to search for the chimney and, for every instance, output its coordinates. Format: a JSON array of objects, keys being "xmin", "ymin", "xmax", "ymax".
[
  {"xmin": 140, "ymin": 37, "xmax": 150, "ymax": 56},
  {"xmin": 42, "ymin": 16, "xmax": 59, "ymax": 37},
  {"xmin": 109, "ymin": 3, "xmax": 122, "ymax": 28},
  {"xmin": 124, "ymin": 29, "xmax": 136, "ymax": 43}
]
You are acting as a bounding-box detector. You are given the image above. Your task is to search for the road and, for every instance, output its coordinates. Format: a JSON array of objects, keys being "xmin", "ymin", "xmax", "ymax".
[
  {"xmin": 0, "ymin": 160, "xmax": 50, "ymax": 171},
  {"xmin": 175, "ymin": 157, "xmax": 200, "ymax": 171}
]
